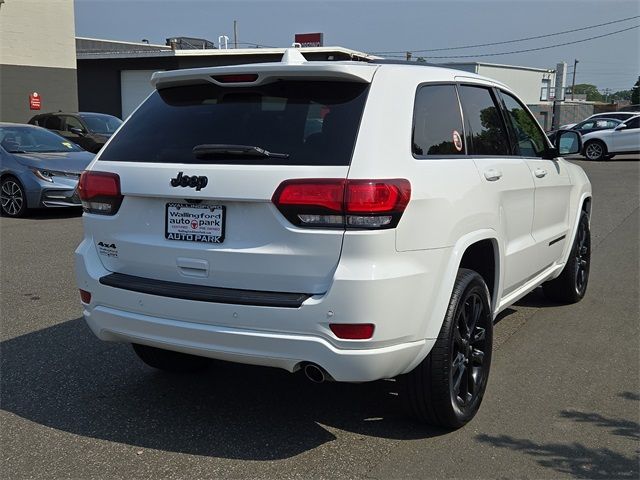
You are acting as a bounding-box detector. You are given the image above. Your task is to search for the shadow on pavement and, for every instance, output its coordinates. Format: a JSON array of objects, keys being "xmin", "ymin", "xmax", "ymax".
[
  {"xmin": 25, "ymin": 207, "xmax": 83, "ymax": 220},
  {"xmin": 1, "ymin": 317, "xmax": 448, "ymax": 461},
  {"xmin": 476, "ymin": 394, "xmax": 640, "ymax": 479}
]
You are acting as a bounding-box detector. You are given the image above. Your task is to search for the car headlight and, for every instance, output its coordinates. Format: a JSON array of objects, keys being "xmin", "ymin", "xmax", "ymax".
[{"xmin": 30, "ymin": 168, "xmax": 54, "ymax": 182}]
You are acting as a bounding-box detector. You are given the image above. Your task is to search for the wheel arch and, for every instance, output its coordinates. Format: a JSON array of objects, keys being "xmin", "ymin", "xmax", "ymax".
[{"xmin": 423, "ymin": 229, "xmax": 501, "ymax": 341}]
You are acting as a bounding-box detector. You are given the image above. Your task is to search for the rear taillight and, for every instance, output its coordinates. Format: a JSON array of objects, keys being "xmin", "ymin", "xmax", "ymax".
[
  {"xmin": 78, "ymin": 171, "xmax": 123, "ymax": 215},
  {"xmin": 272, "ymin": 179, "xmax": 411, "ymax": 229}
]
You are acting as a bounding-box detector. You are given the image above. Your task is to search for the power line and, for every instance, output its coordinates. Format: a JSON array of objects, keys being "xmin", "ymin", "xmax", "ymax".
[
  {"xmin": 384, "ymin": 24, "xmax": 639, "ymax": 59},
  {"xmin": 370, "ymin": 15, "xmax": 639, "ymax": 54}
]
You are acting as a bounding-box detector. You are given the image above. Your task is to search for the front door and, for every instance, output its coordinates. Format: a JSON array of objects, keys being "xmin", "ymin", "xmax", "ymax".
[
  {"xmin": 612, "ymin": 116, "xmax": 640, "ymax": 152},
  {"xmin": 457, "ymin": 83, "xmax": 537, "ymax": 295},
  {"xmin": 498, "ymin": 90, "xmax": 573, "ymax": 273}
]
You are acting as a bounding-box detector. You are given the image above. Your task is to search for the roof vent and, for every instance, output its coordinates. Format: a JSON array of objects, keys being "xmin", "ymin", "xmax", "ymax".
[{"xmin": 281, "ymin": 48, "xmax": 307, "ymax": 65}]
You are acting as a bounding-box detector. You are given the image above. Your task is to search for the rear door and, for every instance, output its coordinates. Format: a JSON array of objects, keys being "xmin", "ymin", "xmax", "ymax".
[
  {"xmin": 88, "ymin": 79, "xmax": 371, "ymax": 294},
  {"xmin": 457, "ymin": 83, "xmax": 537, "ymax": 294},
  {"xmin": 498, "ymin": 89, "xmax": 572, "ymax": 272}
]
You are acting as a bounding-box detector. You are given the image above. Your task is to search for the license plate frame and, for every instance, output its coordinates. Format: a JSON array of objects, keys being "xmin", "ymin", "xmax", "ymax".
[{"xmin": 165, "ymin": 203, "xmax": 226, "ymax": 244}]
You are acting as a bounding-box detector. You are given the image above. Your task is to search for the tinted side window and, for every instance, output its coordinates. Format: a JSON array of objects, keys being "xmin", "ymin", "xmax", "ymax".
[
  {"xmin": 413, "ymin": 85, "xmax": 464, "ymax": 156},
  {"xmin": 63, "ymin": 116, "xmax": 84, "ymax": 132},
  {"xmin": 624, "ymin": 117, "xmax": 639, "ymax": 129},
  {"xmin": 458, "ymin": 85, "xmax": 510, "ymax": 156},
  {"xmin": 499, "ymin": 91, "xmax": 547, "ymax": 158},
  {"xmin": 44, "ymin": 115, "xmax": 64, "ymax": 130}
]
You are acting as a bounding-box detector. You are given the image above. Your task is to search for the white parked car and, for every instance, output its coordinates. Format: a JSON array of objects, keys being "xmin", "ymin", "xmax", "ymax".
[
  {"xmin": 581, "ymin": 115, "xmax": 640, "ymax": 160},
  {"xmin": 75, "ymin": 50, "xmax": 592, "ymax": 428}
]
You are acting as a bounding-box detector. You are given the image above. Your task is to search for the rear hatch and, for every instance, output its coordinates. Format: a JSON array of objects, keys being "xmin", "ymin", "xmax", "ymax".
[{"xmin": 87, "ymin": 66, "xmax": 374, "ymax": 294}]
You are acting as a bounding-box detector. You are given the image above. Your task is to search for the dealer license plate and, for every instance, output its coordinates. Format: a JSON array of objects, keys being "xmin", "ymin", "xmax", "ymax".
[{"xmin": 165, "ymin": 203, "xmax": 225, "ymax": 243}]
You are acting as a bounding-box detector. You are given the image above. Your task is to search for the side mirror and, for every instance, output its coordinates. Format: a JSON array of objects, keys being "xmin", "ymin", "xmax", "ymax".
[
  {"xmin": 69, "ymin": 127, "xmax": 86, "ymax": 136},
  {"xmin": 615, "ymin": 123, "xmax": 628, "ymax": 130},
  {"xmin": 554, "ymin": 130, "xmax": 582, "ymax": 156}
]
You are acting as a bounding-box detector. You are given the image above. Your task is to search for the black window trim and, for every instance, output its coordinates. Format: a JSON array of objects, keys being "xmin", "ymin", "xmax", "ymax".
[
  {"xmin": 495, "ymin": 88, "xmax": 555, "ymax": 159},
  {"xmin": 456, "ymin": 82, "xmax": 514, "ymax": 158},
  {"xmin": 411, "ymin": 81, "xmax": 469, "ymax": 160}
]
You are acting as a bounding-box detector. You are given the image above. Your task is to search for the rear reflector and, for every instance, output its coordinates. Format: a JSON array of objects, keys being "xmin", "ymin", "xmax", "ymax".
[
  {"xmin": 79, "ymin": 289, "xmax": 91, "ymax": 304},
  {"xmin": 330, "ymin": 323, "xmax": 375, "ymax": 340},
  {"xmin": 272, "ymin": 179, "xmax": 410, "ymax": 229},
  {"xmin": 78, "ymin": 171, "xmax": 123, "ymax": 215},
  {"xmin": 212, "ymin": 74, "xmax": 259, "ymax": 83}
]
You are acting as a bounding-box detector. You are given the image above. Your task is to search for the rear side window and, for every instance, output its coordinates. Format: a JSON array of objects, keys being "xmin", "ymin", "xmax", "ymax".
[
  {"xmin": 499, "ymin": 91, "xmax": 548, "ymax": 158},
  {"xmin": 43, "ymin": 115, "xmax": 64, "ymax": 130},
  {"xmin": 624, "ymin": 117, "xmax": 639, "ymax": 129},
  {"xmin": 99, "ymin": 81, "xmax": 370, "ymax": 166},
  {"xmin": 413, "ymin": 85, "xmax": 465, "ymax": 156},
  {"xmin": 458, "ymin": 85, "xmax": 510, "ymax": 156}
]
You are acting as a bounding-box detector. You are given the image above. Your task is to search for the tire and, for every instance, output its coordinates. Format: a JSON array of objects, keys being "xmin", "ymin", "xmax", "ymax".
[
  {"xmin": 543, "ymin": 211, "xmax": 591, "ymax": 304},
  {"xmin": 0, "ymin": 176, "xmax": 28, "ymax": 217},
  {"xmin": 583, "ymin": 140, "xmax": 607, "ymax": 161},
  {"xmin": 132, "ymin": 343, "xmax": 210, "ymax": 373},
  {"xmin": 399, "ymin": 269, "xmax": 493, "ymax": 428}
]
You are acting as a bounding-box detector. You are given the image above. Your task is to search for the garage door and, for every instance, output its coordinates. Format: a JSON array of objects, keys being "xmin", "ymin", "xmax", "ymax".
[{"xmin": 120, "ymin": 70, "xmax": 162, "ymax": 119}]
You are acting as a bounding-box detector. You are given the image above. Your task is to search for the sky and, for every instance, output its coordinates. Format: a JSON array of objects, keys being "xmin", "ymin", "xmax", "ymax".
[{"xmin": 74, "ymin": 0, "xmax": 640, "ymax": 93}]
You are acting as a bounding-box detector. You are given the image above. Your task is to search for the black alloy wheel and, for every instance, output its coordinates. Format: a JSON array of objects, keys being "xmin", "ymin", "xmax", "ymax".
[
  {"xmin": 450, "ymin": 290, "xmax": 490, "ymax": 413},
  {"xmin": 573, "ymin": 214, "xmax": 591, "ymax": 297},
  {"xmin": 399, "ymin": 269, "xmax": 493, "ymax": 428},
  {"xmin": 543, "ymin": 211, "xmax": 591, "ymax": 303},
  {"xmin": 1, "ymin": 177, "xmax": 27, "ymax": 217}
]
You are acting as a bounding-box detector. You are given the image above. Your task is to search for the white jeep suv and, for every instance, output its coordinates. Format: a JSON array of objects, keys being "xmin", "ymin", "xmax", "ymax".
[{"xmin": 76, "ymin": 50, "xmax": 592, "ymax": 428}]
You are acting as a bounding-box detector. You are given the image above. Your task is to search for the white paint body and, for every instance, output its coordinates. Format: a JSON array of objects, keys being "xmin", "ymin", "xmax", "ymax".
[
  {"xmin": 76, "ymin": 59, "xmax": 592, "ymax": 382},
  {"xmin": 581, "ymin": 115, "xmax": 640, "ymax": 154}
]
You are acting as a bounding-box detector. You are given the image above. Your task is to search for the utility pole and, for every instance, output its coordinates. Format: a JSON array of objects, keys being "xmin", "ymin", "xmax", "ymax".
[
  {"xmin": 571, "ymin": 59, "xmax": 578, "ymax": 100},
  {"xmin": 233, "ymin": 20, "xmax": 238, "ymax": 49}
]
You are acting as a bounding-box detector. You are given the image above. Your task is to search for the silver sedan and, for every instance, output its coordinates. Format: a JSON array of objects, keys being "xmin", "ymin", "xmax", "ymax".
[{"xmin": 0, "ymin": 123, "xmax": 95, "ymax": 217}]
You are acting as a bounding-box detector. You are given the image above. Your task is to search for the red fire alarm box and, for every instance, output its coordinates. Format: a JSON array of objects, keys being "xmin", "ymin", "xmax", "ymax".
[{"xmin": 29, "ymin": 92, "xmax": 41, "ymax": 110}]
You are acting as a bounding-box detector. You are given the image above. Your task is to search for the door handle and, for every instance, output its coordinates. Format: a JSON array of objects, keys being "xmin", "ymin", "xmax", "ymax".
[
  {"xmin": 534, "ymin": 168, "xmax": 548, "ymax": 178},
  {"xmin": 483, "ymin": 169, "xmax": 503, "ymax": 181}
]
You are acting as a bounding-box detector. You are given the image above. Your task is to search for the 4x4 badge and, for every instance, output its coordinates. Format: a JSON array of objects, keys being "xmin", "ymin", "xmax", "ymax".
[{"xmin": 170, "ymin": 172, "xmax": 208, "ymax": 191}]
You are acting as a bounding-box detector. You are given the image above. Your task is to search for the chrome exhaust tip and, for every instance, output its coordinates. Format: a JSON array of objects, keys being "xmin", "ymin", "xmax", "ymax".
[{"xmin": 303, "ymin": 363, "xmax": 327, "ymax": 383}]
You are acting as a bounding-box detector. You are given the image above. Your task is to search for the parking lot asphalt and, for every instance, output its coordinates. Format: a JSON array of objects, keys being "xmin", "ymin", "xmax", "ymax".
[{"xmin": 1, "ymin": 157, "xmax": 638, "ymax": 479}]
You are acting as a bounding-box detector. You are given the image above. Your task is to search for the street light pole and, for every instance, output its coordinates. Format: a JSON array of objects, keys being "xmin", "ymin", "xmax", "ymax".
[{"xmin": 571, "ymin": 59, "xmax": 579, "ymax": 100}]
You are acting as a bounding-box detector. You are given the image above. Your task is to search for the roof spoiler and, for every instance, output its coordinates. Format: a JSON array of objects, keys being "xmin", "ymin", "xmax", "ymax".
[{"xmin": 151, "ymin": 48, "xmax": 378, "ymax": 89}]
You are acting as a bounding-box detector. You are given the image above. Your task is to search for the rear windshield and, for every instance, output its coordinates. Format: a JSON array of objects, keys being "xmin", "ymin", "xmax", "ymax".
[{"xmin": 99, "ymin": 81, "xmax": 370, "ymax": 166}]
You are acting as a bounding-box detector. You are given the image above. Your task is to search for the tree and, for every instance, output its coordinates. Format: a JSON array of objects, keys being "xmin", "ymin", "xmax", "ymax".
[
  {"xmin": 632, "ymin": 76, "xmax": 640, "ymax": 105},
  {"xmin": 572, "ymin": 84, "xmax": 603, "ymax": 102},
  {"xmin": 611, "ymin": 90, "xmax": 632, "ymax": 102}
]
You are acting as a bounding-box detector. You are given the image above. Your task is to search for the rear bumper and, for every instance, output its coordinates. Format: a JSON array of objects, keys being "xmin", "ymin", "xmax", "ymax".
[
  {"xmin": 84, "ymin": 305, "xmax": 432, "ymax": 382},
  {"xmin": 76, "ymin": 235, "xmax": 448, "ymax": 382}
]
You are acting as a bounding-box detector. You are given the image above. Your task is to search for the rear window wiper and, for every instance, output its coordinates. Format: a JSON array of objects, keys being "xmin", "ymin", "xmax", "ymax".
[{"xmin": 192, "ymin": 144, "xmax": 290, "ymax": 159}]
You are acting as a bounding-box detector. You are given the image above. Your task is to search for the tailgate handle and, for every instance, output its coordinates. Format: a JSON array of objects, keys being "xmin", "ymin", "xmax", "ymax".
[{"xmin": 176, "ymin": 257, "xmax": 209, "ymax": 278}]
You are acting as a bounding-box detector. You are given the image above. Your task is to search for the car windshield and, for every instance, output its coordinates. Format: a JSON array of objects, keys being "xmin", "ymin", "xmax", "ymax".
[
  {"xmin": 80, "ymin": 114, "xmax": 122, "ymax": 135},
  {"xmin": 0, "ymin": 126, "xmax": 83, "ymax": 153}
]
